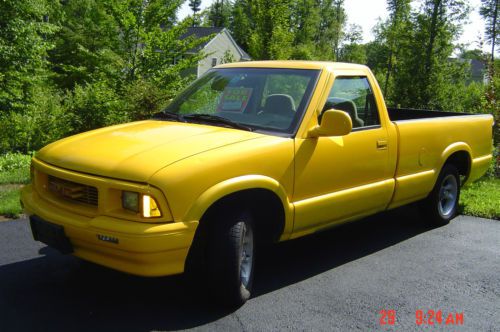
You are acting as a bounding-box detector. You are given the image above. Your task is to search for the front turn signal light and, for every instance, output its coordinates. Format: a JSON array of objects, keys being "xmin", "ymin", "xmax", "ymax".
[{"xmin": 142, "ymin": 194, "xmax": 161, "ymax": 218}]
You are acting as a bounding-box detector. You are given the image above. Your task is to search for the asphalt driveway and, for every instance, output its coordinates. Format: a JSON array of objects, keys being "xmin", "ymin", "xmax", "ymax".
[{"xmin": 0, "ymin": 206, "xmax": 499, "ymax": 331}]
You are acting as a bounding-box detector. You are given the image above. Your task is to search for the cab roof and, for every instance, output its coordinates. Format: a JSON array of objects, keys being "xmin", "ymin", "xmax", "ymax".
[{"xmin": 216, "ymin": 60, "xmax": 368, "ymax": 71}]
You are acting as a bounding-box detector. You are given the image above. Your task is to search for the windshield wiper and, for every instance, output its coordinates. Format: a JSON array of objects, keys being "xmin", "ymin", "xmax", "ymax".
[
  {"xmin": 152, "ymin": 111, "xmax": 185, "ymax": 122},
  {"xmin": 183, "ymin": 114, "xmax": 253, "ymax": 131}
]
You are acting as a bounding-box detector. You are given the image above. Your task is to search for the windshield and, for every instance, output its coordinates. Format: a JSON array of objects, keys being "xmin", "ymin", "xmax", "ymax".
[{"xmin": 161, "ymin": 68, "xmax": 320, "ymax": 135}]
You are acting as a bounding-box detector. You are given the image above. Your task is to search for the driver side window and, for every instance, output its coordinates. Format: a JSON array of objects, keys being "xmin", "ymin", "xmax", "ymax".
[{"xmin": 322, "ymin": 76, "xmax": 380, "ymax": 129}]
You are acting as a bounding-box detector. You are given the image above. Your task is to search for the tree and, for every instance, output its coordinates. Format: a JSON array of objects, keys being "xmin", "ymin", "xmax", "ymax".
[
  {"xmin": 480, "ymin": 0, "xmax": 499, "ymax": 62},
  {"xmin": 50, "ymin": 0, "xmax": 206, "ymax": 131},
  {"xmin": 208, "ymin": 0, "xmax": 232, "ymax": 27},
  {"xmin": 312, "ymin": 0, "xmax": 347, "ymax": 60},
  {"xmin": 382, "ymin": 0, "xmax": 412, "ymax": 97},
  {"xmin": 107, "ymin": 0, "xmax": 202, "ymax": 87},
  {"xmin": 391, "ymin": 0, "xmax": 469, "ymax": 109},
  {"xmin": 331, "ymin": 0, "xmax": 346, "ymax": 60},
  {"xmin": 230, "ymin": 0, "xmax": 294, "ymax": 60},
  {"xmin": 189, "ymin": 0, "xmax": 202, "ymax": 26},
  {"xmin": 49, "ymin": 0, "xmax": 122, "ymax": 90},
  {"xmin": 230, "ymin": 0, "xmax": 252, "ymax": 51},
  {"xmin": 0, "ymin": 0, "xmax": 58, "ymax": 112},
  {"xmin": 338, "ymin": 24, "xmax": 366, "ymax": 63},
  {"xmin": 290, "ymin": 0, "xmax": 320, "ymax": 59}
]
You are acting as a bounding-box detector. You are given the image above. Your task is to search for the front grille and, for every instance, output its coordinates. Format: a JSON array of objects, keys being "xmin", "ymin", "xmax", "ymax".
[{"xmin": 48, "ymin": 175, "xmax": 98, "ymax": 206}]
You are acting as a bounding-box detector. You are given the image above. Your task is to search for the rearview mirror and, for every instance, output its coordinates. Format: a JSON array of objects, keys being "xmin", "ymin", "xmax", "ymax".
[{"xmin": 308, "ymin": 109, "xmax": 352, "ymax": 138}]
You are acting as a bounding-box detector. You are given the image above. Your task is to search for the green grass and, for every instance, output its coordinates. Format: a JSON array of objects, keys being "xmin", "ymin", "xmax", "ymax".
[
  {"xmin": 460, "ymin": 178, "xmax": 500, "ymax": 220},
  {"xmin": 0, "ymin": 185, "xmax": 23, "ymax": 218},
  {"xmin": 0, "ymin": 168, "xmax": 30, "ymax": 185}
]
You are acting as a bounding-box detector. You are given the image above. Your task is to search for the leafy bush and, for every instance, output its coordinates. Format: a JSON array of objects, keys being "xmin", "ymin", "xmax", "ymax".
[
  {"xmin": 65, "ymin": 81, "xmax": 129, "ymax": 133},
  {"xmin": 0, "ymin": 86, "xmax": 72, "ymax": 154},
  {"xmin": 0, "ymin": 152, "xmax": 31, "ymax": 172},
  {"xmin": 122, "ymin": 79, "xmax": 171, "ymax": 120},
  {"xmin": 0, "ymin": 153, "xmax": 31, "ymax": 184}
]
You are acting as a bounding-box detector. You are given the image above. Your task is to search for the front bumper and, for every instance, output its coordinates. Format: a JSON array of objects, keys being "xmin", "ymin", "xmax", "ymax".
[{"xmin": 21, "ymin": 185, "xmax": 198, "ymax": 277}]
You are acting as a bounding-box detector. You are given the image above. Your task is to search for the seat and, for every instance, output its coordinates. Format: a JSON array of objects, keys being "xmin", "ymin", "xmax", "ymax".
[
  {"xmin": 262, "ymin": 94, "xmax": 296, "ymax": 118},
  {"xmin": 323, "ymin": 97, "xmax": 364, "ymax": 128}
]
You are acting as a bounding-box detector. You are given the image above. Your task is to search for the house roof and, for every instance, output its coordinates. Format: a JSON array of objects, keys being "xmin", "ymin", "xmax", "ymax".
[
  {"xmin": 180, "ymin": 27, "xmax": 224, "ymax": 44},
  {"xmin": 180, "ymin": 27, "xmax": 251, "ymax": 60}
]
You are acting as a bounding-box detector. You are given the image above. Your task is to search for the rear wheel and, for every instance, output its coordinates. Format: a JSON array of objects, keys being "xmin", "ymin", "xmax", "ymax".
[
  {"xmin": 421, "ymin": 164, "xmax": 460, "ymax": 225},
  {"xmin": 207, "ymin": 210, "xmax": 255, "ymax": 307}
]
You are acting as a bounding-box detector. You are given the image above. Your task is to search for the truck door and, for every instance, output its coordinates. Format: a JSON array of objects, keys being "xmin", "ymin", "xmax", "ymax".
[{"xmin": 292, "ymin": 75, "xmax": 395, "ymax": 236}]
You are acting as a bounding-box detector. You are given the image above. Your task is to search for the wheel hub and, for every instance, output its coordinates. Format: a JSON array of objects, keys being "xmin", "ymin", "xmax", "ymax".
[
  {"xmin": 240, "ymin": 223, "xmax": 253, "ymax": 288},
  {"xmin": 438, "ymin": 174, "xmax": 458, "ymax": 217}
]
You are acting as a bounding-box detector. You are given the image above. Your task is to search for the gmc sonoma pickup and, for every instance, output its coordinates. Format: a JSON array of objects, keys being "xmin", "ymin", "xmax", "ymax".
[{"xmin": 22, "ymin": 61, "xmax": 493, "ymax": 306}]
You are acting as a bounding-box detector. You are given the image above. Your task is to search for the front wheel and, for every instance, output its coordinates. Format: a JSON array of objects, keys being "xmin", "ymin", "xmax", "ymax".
[
  {"xmin": 207, "ymin": 210, "xmax": 255, "ymax": 307},
  {"xmin": 420, "ymin": 164, "xmax": 460, "ymax": 225}
]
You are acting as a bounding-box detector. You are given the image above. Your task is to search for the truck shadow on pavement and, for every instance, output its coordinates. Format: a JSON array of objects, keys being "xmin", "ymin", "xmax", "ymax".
[{"xmin": 0, "ymin": 205, "xmax": 434, "ymax": 331}]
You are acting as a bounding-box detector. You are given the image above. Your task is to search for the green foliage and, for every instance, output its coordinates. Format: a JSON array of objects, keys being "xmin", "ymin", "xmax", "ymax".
[
  {"xmin": 460, "ymin": 178, "xmax": 500, "ymax": 220},
  {"xmin": 122, "ymin": 79, "xmax": 172, "ymax": 120},
  {"xmin": 189, "ymin": 0, "xmax": 202, "ymax": 26},
  {"xmin": 0, "ymin": 153, "xmax": 31, "ymax": 185},
  {"xmin": 0, "ymin": 153, "xmax": 31, "ymax": 174},
  {"xmin": 408, "ymin": 0, "xmax": 468, "ymax": 109},
  {"xmin": 229, "ymin": 0, "xmax": 353, "ymax": 61},
  {"xmin": 221, "ymin": 50, "xmax": 237, "ymax": 64},
  {"xmin": 65, "ymin": 81, "xmax": 128, "ymax": 132},
  {"xmin": 207, "ymin": 0, "xmax": 233, "ymax": 28},
  {"xmin": 0, "ymin": 86, "xmax": 72, "ymax": 154},
  {"xmin": 0, "ymin": 0, "xmax": 207, "ymax": 153},
  {"xmin": 246, "ymin": 0, "xmax": 295, "ymax": 60},
  {"xmin": 370, "ymin": 0, "xmax": 471, "ymax": 109},
  {"xmin": 49, "ymin": 0, "xmax": 123, "ymax": 89},
  {"xmin": 479, "ymin": 0, "xmax": 499, "ymax": 62},
  {"xmin": 0, "ymin": 0, "xmax": 58, "ymax": 112},
  {"xmin": 338, "ymin": 24, "xmax": 366, "ymax": 63}
]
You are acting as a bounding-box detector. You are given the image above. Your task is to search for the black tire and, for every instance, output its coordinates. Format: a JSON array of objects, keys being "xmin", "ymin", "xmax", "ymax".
[
  {"xmin": 420, "ymin": 164, "xmax": 460, "ymax": 225},
  {"xmin": 207, "ymin": 210, "xmax": 255, "ymax": 307}
]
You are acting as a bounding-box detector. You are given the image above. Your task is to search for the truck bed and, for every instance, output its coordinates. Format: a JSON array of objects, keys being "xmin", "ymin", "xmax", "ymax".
[
  {"xmin": 386, "ymin": 108, "xmax": 492, "ymax": 209},
  {"xmin": 387, "ymin": 108, "xmax": 473, "ymax": 121}
]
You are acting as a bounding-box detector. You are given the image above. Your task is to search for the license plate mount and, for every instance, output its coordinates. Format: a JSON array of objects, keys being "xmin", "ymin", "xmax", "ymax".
[{"xmin": 30, "ymin": 215, "xmax": 73, "ymax": 254}]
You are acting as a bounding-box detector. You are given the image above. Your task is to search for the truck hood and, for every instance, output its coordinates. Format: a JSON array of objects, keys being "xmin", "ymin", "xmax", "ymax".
[{"xmin": 37, "ymin": 120, "xmax": 263, "ymax": 182}]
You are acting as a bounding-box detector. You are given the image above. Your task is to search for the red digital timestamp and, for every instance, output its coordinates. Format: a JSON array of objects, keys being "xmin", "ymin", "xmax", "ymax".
[
  {"xmin": 379, "ymin": 309, "xmax": 464, "ymax": 326},
  {"xmin": 415, "ymin": 309, "xmax": 464, "ymax": 326}
]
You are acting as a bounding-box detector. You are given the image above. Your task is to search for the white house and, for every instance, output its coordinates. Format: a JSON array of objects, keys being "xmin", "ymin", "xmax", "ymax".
[{"xmin": 181, "ymin": 27, "xmax": 251, "ymax": 77}]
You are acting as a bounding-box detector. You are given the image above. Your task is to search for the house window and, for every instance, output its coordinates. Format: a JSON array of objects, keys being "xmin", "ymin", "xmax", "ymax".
[{"xmin": 211, "ymin": 58, "xmax": 217, "ymax": 67}]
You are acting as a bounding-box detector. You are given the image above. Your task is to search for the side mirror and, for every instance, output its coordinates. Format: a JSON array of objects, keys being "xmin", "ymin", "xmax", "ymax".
[{"xmin": 308, "ymin": 109, "xmax": 352, "ymax": 138}]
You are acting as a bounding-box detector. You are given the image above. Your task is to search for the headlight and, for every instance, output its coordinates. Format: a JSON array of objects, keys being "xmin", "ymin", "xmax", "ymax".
[
  {"xmin": 122, "ymin": 191, "xmax": 140, "ymax": 212},
  {"xmin": 122, "ymin": 191, "xmax": 161, "ymax": 218}
]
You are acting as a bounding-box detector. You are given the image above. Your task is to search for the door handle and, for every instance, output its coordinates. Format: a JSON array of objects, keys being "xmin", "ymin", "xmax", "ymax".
[{"xmin": 377, "ymin": 140, "xmax": 388, "ymax": 150}]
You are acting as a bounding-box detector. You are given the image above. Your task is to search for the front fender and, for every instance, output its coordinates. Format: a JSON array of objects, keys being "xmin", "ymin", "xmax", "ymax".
[{"xmin": 183, "ymin": 175, "xmax": 294, "ymax": 240}]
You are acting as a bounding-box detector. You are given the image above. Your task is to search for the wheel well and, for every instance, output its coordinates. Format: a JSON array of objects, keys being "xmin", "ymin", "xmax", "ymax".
[
  {"xmin": 445, "ymin": 151, "xmax": 471, "ymax": 180},
  {"xmin": 190, "ymin": 189, "xmax": 285, "ymax": 250},
  {"xmin": 184, "ymin": 189, "xmax": 286, "ymax": 273},
  {"xmin": 201, "ymin": 189, "xmax": 286, "ymax": 244}
]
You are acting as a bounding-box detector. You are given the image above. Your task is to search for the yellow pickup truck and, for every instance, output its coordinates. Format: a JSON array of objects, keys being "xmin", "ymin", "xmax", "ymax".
[{"xmin": 22, "ymin": 61, "xmax": 493, "ymax": 306}]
